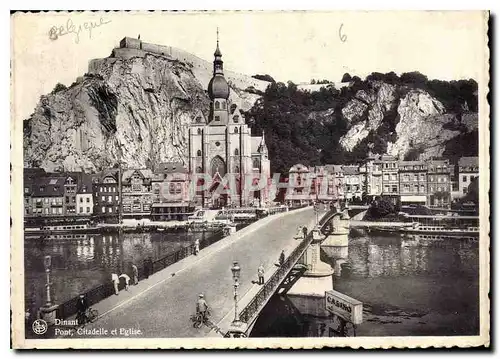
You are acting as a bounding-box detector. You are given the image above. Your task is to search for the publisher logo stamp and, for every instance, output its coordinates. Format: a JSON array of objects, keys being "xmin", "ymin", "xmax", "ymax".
[{"xmin": 32, "ymin": 319, "xmax": 48, "ymax": 335}]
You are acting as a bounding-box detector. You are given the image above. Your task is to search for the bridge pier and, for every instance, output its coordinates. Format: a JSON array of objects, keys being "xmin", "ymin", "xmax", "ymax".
[
  {"xmin": 286, "ymin": 228, "xmax": 334, "ymax": 317},
  {"xmin": 320, "ymin": 210, "xmax": 350, "ymax": 277}
]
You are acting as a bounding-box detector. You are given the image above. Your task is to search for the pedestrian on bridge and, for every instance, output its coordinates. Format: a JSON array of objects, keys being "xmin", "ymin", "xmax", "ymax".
[
  {"xmin": 131, "ymin": 263, "xmax": 138, "ymax": 285},
  {"xmin": 111, "ymin": 273, "xmax": 119, "ymax": 295},
  {"xmin": 279, "ymin": 250, "xmax": 285, "ymax": 267},
  {"xmin": 194, "ymin": 238, "xmax": 200, "ymax": 256},
  {"xmin": 119, "ymin": 273, "xmax": 131, "ymax": 291},
  {"xmin": 302, "ymin": 226, "xmax": 308, "ymax": 239},
  {"xmin": 257, "ymin": 264, "xmax": 265, "ymax": 285}
]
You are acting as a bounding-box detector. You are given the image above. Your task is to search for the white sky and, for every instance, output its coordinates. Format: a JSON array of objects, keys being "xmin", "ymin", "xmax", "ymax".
[{"xmin": 11, "ymin": 11, "xmax": 487, "ymax": 124}]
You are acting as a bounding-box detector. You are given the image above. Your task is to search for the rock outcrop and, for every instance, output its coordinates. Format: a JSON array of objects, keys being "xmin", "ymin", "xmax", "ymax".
[
  {"xmin": 23, "ymin": 46, "xmax": 270, "ymax": 172},
  {"xmin": 339, "ymin": 82, "xmax": 478, "ymax": 159}
]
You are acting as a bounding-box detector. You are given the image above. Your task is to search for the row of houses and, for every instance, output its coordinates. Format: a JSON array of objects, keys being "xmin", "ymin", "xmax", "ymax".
[
  {"xmin": 286, "ymin": 156, "xmax": 479, "ymax": 207},
  {"xmin": 23, "ymin": 162, "xmax": 193, "ymax": 223}
]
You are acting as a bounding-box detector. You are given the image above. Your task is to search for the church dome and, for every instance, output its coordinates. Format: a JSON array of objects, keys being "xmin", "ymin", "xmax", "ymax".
[{"xmin": 208, "ymin": 75, "xmax": 230, "ymax": 100}]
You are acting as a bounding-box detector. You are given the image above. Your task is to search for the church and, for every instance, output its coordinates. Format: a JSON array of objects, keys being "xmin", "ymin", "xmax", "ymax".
[{"xmin": 188, "ymin": 36, "xmax": 271, "ymax": 208}]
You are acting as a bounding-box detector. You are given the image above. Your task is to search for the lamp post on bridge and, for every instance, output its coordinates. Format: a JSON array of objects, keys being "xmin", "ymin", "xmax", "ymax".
[
  {"xmin": 39, "ymin": 254, "xmax": 58, "ymax": 325},
  {"xmin": 231, "ymin": 261, "xmax": 240, "ymax": 323},
  {"xmin": 226, "ymin": 261, "xmax": 247, "ymax": 337}
]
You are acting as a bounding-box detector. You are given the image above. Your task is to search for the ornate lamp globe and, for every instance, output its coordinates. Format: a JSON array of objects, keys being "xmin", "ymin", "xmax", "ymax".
[{"xmin": 231, "ymin": 261, "xmax": 241, "ymax": 283}]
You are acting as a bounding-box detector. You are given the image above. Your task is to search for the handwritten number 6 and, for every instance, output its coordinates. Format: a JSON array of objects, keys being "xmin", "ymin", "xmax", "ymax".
[{"xmin": 339, "ymin": 24, "xmax": 347, "ymax": 43}]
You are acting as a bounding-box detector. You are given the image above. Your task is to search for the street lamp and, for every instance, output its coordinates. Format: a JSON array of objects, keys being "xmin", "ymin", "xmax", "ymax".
[
  {"xmin": 230, "ymin": 261, "xmax": 241, "ymax": 323},
  {"xmin": 43, "ymin": 255, "xmax": 52, "ymax": 306}
]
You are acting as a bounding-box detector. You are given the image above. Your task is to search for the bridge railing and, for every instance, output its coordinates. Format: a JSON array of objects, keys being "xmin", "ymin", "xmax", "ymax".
[
  {"xmin": 56, "ymin": 228, "xmax": 224, "ymax": 320},
  {"xmin": 238, "ymin": 229, "xmax": 314, "ymax": 324}
]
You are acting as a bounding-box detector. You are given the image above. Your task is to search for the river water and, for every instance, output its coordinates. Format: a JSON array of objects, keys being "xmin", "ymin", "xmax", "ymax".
[
  {"xmin": 24, "ymin": 230, "xmax": 213, "ymax": 316},
  {"xmin": 251, "ymin": 231, "xmax": 479, "ymax": 337}
]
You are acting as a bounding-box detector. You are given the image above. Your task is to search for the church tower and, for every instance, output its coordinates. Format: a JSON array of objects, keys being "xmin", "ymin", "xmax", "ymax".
[
  {"xmin": 188, "ymin": 30, "xmax": 271, "ymax": 208},
  {"xmin": 207, "ymin": 30, "xmax": 229, "ymax": 126}
]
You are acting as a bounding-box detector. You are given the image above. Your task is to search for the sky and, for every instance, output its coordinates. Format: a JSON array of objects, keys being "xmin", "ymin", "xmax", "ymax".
[{"xmin": 11, "ymin": 11, "xmax": 487, "ymax": 124}]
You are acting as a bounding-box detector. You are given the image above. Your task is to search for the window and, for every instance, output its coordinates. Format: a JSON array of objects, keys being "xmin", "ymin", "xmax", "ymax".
[
  {"xmin": 57, "ymin": 207, "xmax": 62, "ymax": 214},
  {"xmin": 215, "ymin": 101, "xmax": 220, "ymax": 110},
  {"xmin": 443, "ymin": 177, "xmax": 447, "ymax": 182},
  {"xmin": 392, "ymin": 185, "xmax": 398, "ymax": 193},
  {"xmin": 24, "ymin": 187, "xmax": 29, "ymax": 194},
  {"xmin": 403, "ymin": 174, "xmax": 409, "ymax": 182},
  {"xmin": 86, "ymin": 207, "xmax": 90, "ymax": 213},
  {"xmin": 40, "ymin": 187, "xmax": 45, "ymax": 192},
  {"xmin": 384, "ymin": 185, "xmax": 389, "ymax": 193},
  {"xmin": 438, "ymin": 187, "xmax": 443, "ymax": 192},
  {"xmin": 222, "ymin": 102, "xmax": 226, "ymax": 109},
  {"xmin": 100, "ymin": 187, "xmax": 103, "ymax": 192},
  {"xmin": 108, "ymin": 207, "xmax": 112, "ymax": 213},
  {"xmin": 108, "ymin": 196, "xmax": 112, "ymax": 202},
  {"xmin": 233, "ymin": 115, "xmax": 239, "ymax": 123},
  {"xmin": 215, "ymin": 116, "xmax": 220, "ymax": 121},
  {"xmin": 420, "ymin": 185, "xmax": 425, "ymax": 193},
  {"xmin": 79, "ymin": 197, "xmax": 83, "ymax": 203},
  {"xmin": 115, "ymin": 196, "xmax": 118, "ymax": 201},
  {"xmin": 86, "ymin": 197, "xmax": 90, "ymax": 203},
  {"xmin": 463, "ymin": 188, "xmax": 467, "ymax": 194},
  {"xmin": 234, "ymin": 148, "xmax": 239, "ymax": 156},
  {"xmin": 79, "ymin": 207, "xmax": 83, "ymax": 213},
  {"xmin": 383, "ymin": 174, "xmax": 389, "ymax": 181},
  {"xmin": 420, "ymin": 174, "xmax": 425, "ymax": 181},
  {"xmin": 463, "ymin": 176, "xmax": 467, "ymax": 182},
  {"xmin": 391, "ymin": 174, "xmax": 397, "ymax": 181},
  {"xmin": 404, "ymin": 184, "xmax": 410, "ymax": 192},
  {"xmin": 234, "ymin": 127, "xmax": 238, "ymax": 134},
  {"xmin": 102, "ymin": 206, "xmax": 106, "ymax": 213},
  {"xmin": 44, "ymin": 198, "xmax": 49, "ymax": 204},
  {"xmin": 169, "ymin": 183, "xmax": 175, "ymax": 194},
  {"xmin": 234, "ymin": 165, "xmax": 239, "ymax": 173},
  {"xmin": 197, "ymin": 150, "xmax": 202, "ymax": 157}
]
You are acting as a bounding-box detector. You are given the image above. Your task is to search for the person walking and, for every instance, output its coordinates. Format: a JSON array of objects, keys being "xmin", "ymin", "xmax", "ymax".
[
  {"xmin": 119, "ymin": 273, "xmax": 131, "ymax": 291},
  {"xmin": 279, "ymin": 250, "xmax": 285, "ymax": 267},
  {"xmin": 131, "ymin": 263, "xmax": 138, "ymax": 285},
  {"xmin": 194, "ymin": 238, "xmax": 200, "ymax": 256},
  {"xmin": 143, "ymin": 258, "xmax": 150, "ymax": 279},
  {"xmin": 111, "ymin": 273, "xmax": 119, "ymax": 295},
  {"xmin": 76, "ymin": 294, "xmax": 89, "ymax": 325},
  {"xmin": 257, "ymin": 264, "xmax": 265, "ymax": 285},
  {"xmin": 302, "ymin": 226, "xmax": 308, "ymax": 239}
]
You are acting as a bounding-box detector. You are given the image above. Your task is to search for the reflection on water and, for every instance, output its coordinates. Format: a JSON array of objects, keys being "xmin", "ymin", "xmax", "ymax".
[
  {"xmin": 24, "ymin": 230, "xmax": 211, "ymax": 316},
  {"xmin": 251, "ymin": 232, "xmax": 479, "ymax": 337}
]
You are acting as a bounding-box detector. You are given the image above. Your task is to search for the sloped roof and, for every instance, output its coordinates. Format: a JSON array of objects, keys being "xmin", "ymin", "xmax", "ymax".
[
  {"xmin": 458, "ymin": 156, "xmax": 479, "ymax": 167},
  {"xmin": 77, "ymin": 173, "xmax": 94, "ymax": 193},
  {"xmin": 342, "ymin": 166, "xmax": 359, "ymax": 175},
  {"xmin": 32, "ymin": 176, "xmax": 66, "ymax": 197},
  {"xmin": 156, "ymin": 162, "xmax": 187, "ymax": 174},
  {"xmin": 122, "ymin": 169, "xmax": 153, "ymax": 182},
  {"xmin": 250, "ymin": 136, "xmax": 263, "ymax": 154},
  {"xmin": 289, "ymin": 163, "xmax": 309, "ymax": 173}
]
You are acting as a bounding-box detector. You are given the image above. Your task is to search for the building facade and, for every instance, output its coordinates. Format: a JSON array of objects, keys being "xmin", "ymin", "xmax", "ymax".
[
  {"xmin": 188, "ymin": 37, "xmax": 270, "ymax": 208},
  {"xmin": 285, "ymin": 164, "xmax": 312, "ymax": 206},
  {"xmin": 29, "ymin": 176, "xmax": 65, "ymax": 218},
  {"xmin": 342, "ymin": 165, "xmax": 363, "ymax": 201},
  {"xmin": 151, "ymin": 162, "xmax": 195, "ymax": 221},
  {"xmin": 427, "ymin": 159, "xmax": 452, "ymax": 207},
  {"xmin": 458, "ymin": 156, "xmax": 479, "ymax": 197},
  {"xmin": 121, "ymin": 169, "xmax": 153, "ymax": 219},
  {"xmin": 361, "ymin": 156, "xmax": 382, "ymax": 201},
  {"xmin": 92, "ymin": 169, "xmax": 120, "ymax": 223},
  {"xmin": 379, "ymin": 155, "xmax": 399, "ymax": 203},
  {"xmin": 398, "ymin": 161, "xmax": 428, "ymax": 205},
  {"xmin": 76, "ymin": 174, "xmax": 94, "ymax": 216},
  {"xmin": 325, "ymin": 165, "xmax": 344, "ymax": 201}
]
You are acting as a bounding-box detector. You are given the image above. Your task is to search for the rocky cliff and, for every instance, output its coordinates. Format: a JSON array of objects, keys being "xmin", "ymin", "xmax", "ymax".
[
  {"xmin": 23, "ymin": 46, "xmax": 270, "ymax": 172},
  {"xmin": 338, "ymin": 80, "xmax": 478, "ymax": 161}
]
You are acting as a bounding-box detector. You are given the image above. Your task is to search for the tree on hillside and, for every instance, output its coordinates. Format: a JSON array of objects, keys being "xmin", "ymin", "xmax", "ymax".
[
  {"xmin": 365, "ymin": 197, "xmax": 396, "ymax": 220},
  {"xmin": 252, "ymin": 74, "xmax": 276, "ymax": 83},
  {"xmin": 51, "ymin": 83, "xmax": 67, "ymax": 94},
  {"xmin": 341, "ymin": 73, "xmax": 352, "ymax": 82}
]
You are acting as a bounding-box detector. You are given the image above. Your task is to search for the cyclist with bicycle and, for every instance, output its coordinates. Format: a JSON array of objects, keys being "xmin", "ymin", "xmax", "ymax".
[
  {"xmin": 76, "ymin": 294, "xmax": 89, "ymax": 325},
  {"xmin": 196, "ymin": 294, "xmax": 210, "ymax": 323}
]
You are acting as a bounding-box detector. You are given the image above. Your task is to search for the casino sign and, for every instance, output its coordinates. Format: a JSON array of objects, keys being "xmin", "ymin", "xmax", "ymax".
[{"xmin": 325, "ymin": 290, "xmax": 363, "ymax": 325}]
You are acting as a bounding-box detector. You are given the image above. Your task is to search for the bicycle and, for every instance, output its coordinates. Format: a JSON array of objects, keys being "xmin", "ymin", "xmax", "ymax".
[
  {"xmin": 77, "ymin": 307, "xmax": 99, "ymax": 326},
  {"xmin": 190, "ymin": 310, "xmax": 210, "ymax": 328}
]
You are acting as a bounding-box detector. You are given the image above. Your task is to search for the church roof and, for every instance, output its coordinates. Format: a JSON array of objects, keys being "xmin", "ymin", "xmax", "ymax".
[
  {"xmin": 208, "ymin": 75, "xmax": 229, "ymax": 100},
  {"xmin": 251, "ymin": 137, "xmax": 262, "ymax": 154}
]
